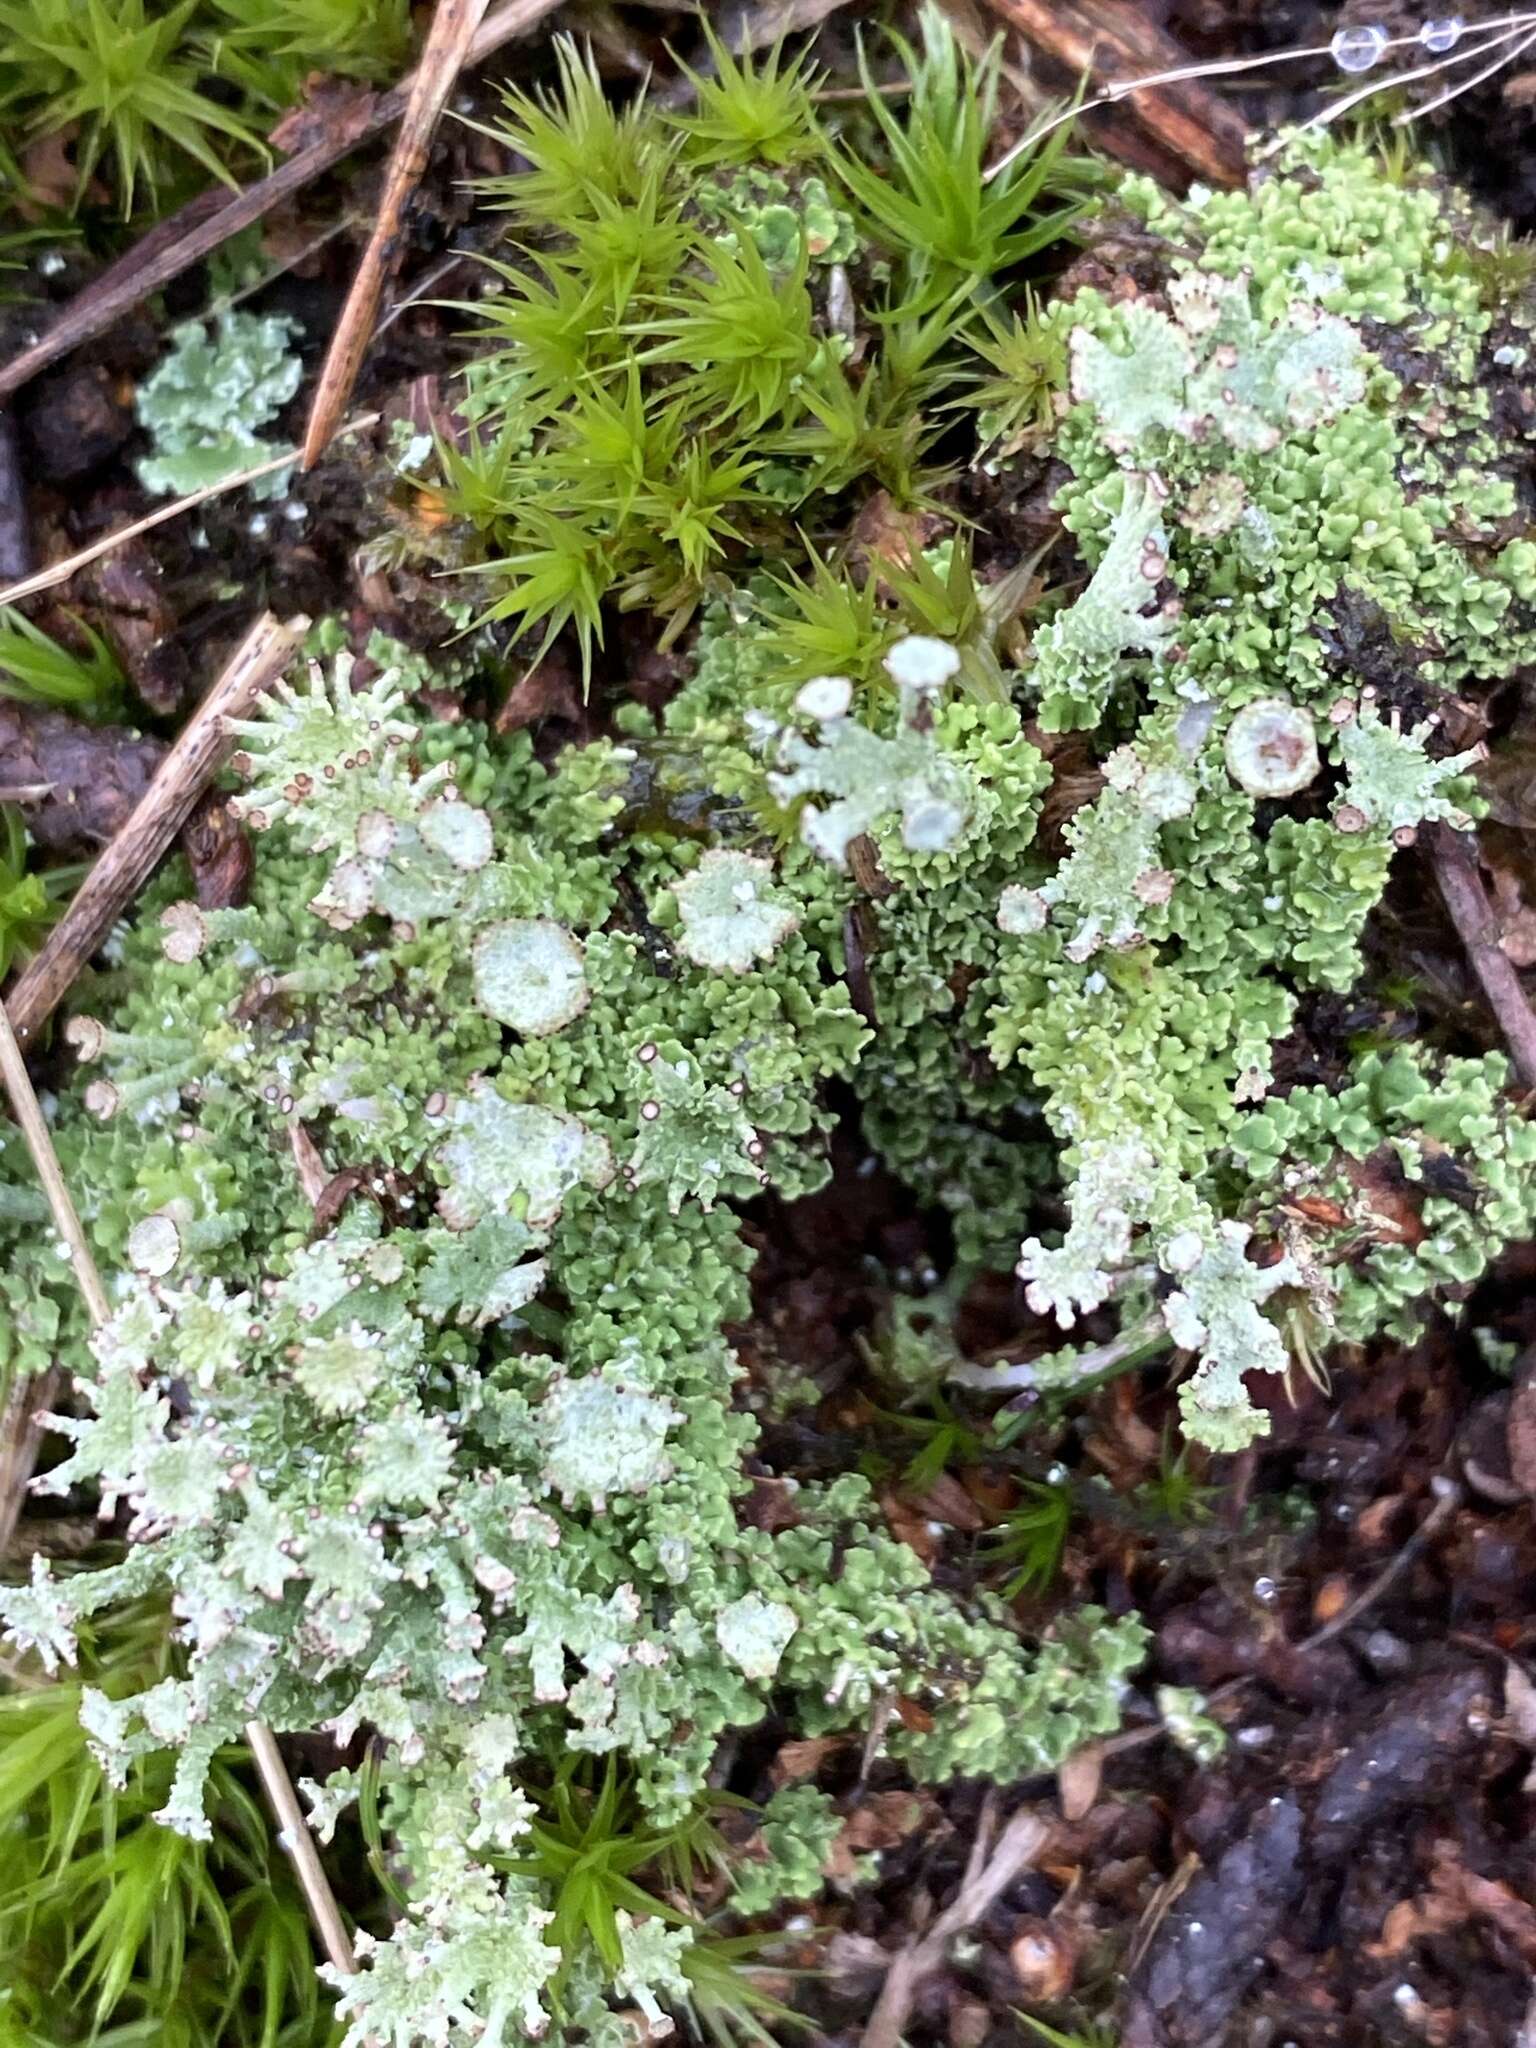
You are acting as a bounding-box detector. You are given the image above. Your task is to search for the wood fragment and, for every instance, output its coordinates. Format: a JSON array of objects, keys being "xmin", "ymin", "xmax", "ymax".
[
  {"xmin": 980, "ymin": 0, "xmax": 1249, "ymax": 187},
  {"xmin": 0, "ymin": 0, "xmax": 560, "ymax": 405},
  {"xmin": 5, "ymin": 612, "xmax": 306, "ymax": 1047},
  {"xmin": 1428, "ymin": 821, "xmax": 1536, "ymax": 1090},
  {"xmin": 861, "ymin": 1797, "xmax": 1050, "ymax": 2048},
  {"xmin": 302, "ymin": 0, "xmax": 492, "ymax": 468},
  {"xmin": 0, "ymin": 993, "xmax": 355, "ymax": 1978}
]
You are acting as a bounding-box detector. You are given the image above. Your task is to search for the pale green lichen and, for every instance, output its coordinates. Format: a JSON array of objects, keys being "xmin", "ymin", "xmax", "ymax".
[
  {"xmin": 473, "ymin": 919, "xmax": 590, "ymax": 1035},
  {"xmin": 12, "ymin": 131, "xmax": 1536, "ymax": 2048},
  {"xmin": 0, "ymin": 636, "xmax": 1142, "ymax": 2044},
  {"xmin": 136, "ymin": 311, "xmax": 303, "ymax": 501},
  {"xmin": 670, "ymin": 849, "xmax": 799, "ymax": 973}
]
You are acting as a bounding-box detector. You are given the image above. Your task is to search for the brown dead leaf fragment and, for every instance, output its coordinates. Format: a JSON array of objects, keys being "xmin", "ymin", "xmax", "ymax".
[
  {"xmin": 1056, "ymin": 1744, "xmax": 1103, "ymax": 1823},
  {"xmin": 289, "ymin": 1125, "xmax": 331, "ymax": 1208},
  {"xmin": 1372, "ymin": 1847, "xmax": 1536, "ymax": 1963},
  {"xmin": 495, "ymin": 655, "xmax": 582, "ymax": 734}
]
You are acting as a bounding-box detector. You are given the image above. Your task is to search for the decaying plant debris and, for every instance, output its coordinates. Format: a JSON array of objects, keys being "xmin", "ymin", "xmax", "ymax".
[{"xmin": 6, "ymin": 5, "xmax": 1536, "ymax": 2046}]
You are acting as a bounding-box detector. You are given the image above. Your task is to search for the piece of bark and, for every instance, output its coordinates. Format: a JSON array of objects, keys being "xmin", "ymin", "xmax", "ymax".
[
  {"xmin": 0, "ymin": 701, "xmax": 166, "ymax": 851},
  {"xmin": 1308, "ymin": 1667, "xmax": 1491, "ymax": 1860},
  {"xmin": 981, "ymin": 0, "xmax": 1249, "ymax": 189},
  {"xmin": 1122, "ymin": 1795, "xmax": 1305, "ymax": 2048},
  {"xmin": 85, "ymin": 541, "xmax": 193, "ymax": 717},
  {"xmin": 5, "ymin": 612, "xmax": 305, "ymax": 1047},
  {"xmin": 181, "ymin": 791, "xmax": 254, "ymax": 911},
  {"xmin": 0, "ymin": 407, "xmax": 30, "ymax": 581},
  {"xmin": 0, "ymin": 0, "xmax": 563, "ymax": 405},
  {"xmin": 0, "ymin": 1365, "xmax": 61, "ymax": 1561}
]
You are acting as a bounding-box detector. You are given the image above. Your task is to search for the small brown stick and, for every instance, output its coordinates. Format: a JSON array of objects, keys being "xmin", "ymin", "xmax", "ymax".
[
  {"xmin": 0, "ymin": 1368, "xmax": 61, "ymax": 1562},
  {"xmin": 302, "ymin": 0, "xmax": 492, "ymax": 468},
  {"xmin": 979, "ymin": 0, "xmax": 1249, "ymax": 187},
  {"xmin": 0, "ymin": 414, "xmax": 377, "ymax": 611},
  {"xmin": 1428, "ymin": 821, "xmax": 1536, "ymax": 1090},
  {"xmin": 245, "ymin": 1721, "xmax": 358, "ymax": 1974},
  {"xmin": 0, "ymin": 0, "xmax": 559, "ymax": 404},
  {"xmin": 861, "ymin": 1796, "xmax": 1050, "ymax": 2048},
  {"xmin": 5, "ymin": 612, "xmax": 306, "ymax": 1047},
  {"xmin": 0, "ymin": 995, "xmax": 356, "ymax": 1977}
]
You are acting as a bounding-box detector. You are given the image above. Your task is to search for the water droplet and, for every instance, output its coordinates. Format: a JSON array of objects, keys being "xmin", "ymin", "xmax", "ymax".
[
  {"xmin": 1418, "ymin": 15, "xmax": 1463, "ymax": 54},
  {"xmin": 1330, "ymin": 22, "xmax": 1388, "ymax": 71}
]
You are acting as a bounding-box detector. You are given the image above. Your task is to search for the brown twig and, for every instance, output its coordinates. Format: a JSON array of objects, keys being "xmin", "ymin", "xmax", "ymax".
[
  {"xmin": 302, "ymin": 0, "xmax": 492, "ymax": 467},
  {"xmin": 1428, "ymin": 821, "xmax": 1536, "ymax": 1090},
  {"xmin": 0, "ymin": 415, "xmax": 376, "ymax": 611},
  {"xmin": 0, "ymin": 993, "xmax": 356, "ymax": 1977},
  {"xmin": 5, "ymin": 612, "xmax": 306, "ymax": 1047},
  {"xmin": 244, "ymin": 1721, "xmax": 358, "ymax": 1974},
  {"xmin": 0, "ymin": 0, "xmax": 560, "ymax": 404},
  {"xmin": 861, "ymin": 1797, "xmax": 1050, "ymax": 2048},
  {"xmin": 978, "ymin": 0, "xmax": 1249, "ymax": 187}
]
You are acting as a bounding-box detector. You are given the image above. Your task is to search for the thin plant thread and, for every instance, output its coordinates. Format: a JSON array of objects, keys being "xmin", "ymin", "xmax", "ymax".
[
  {"xmin": 0, "ymin": 974, "xmax": 357, "ymax": 1980},
  {"xmin": 1263, "ymin": 15, "xmax": 1536, "ymax": 153},
  {"xmin": 983, "ymin": 12, "xmax": 1536, "ymax": 183}
]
